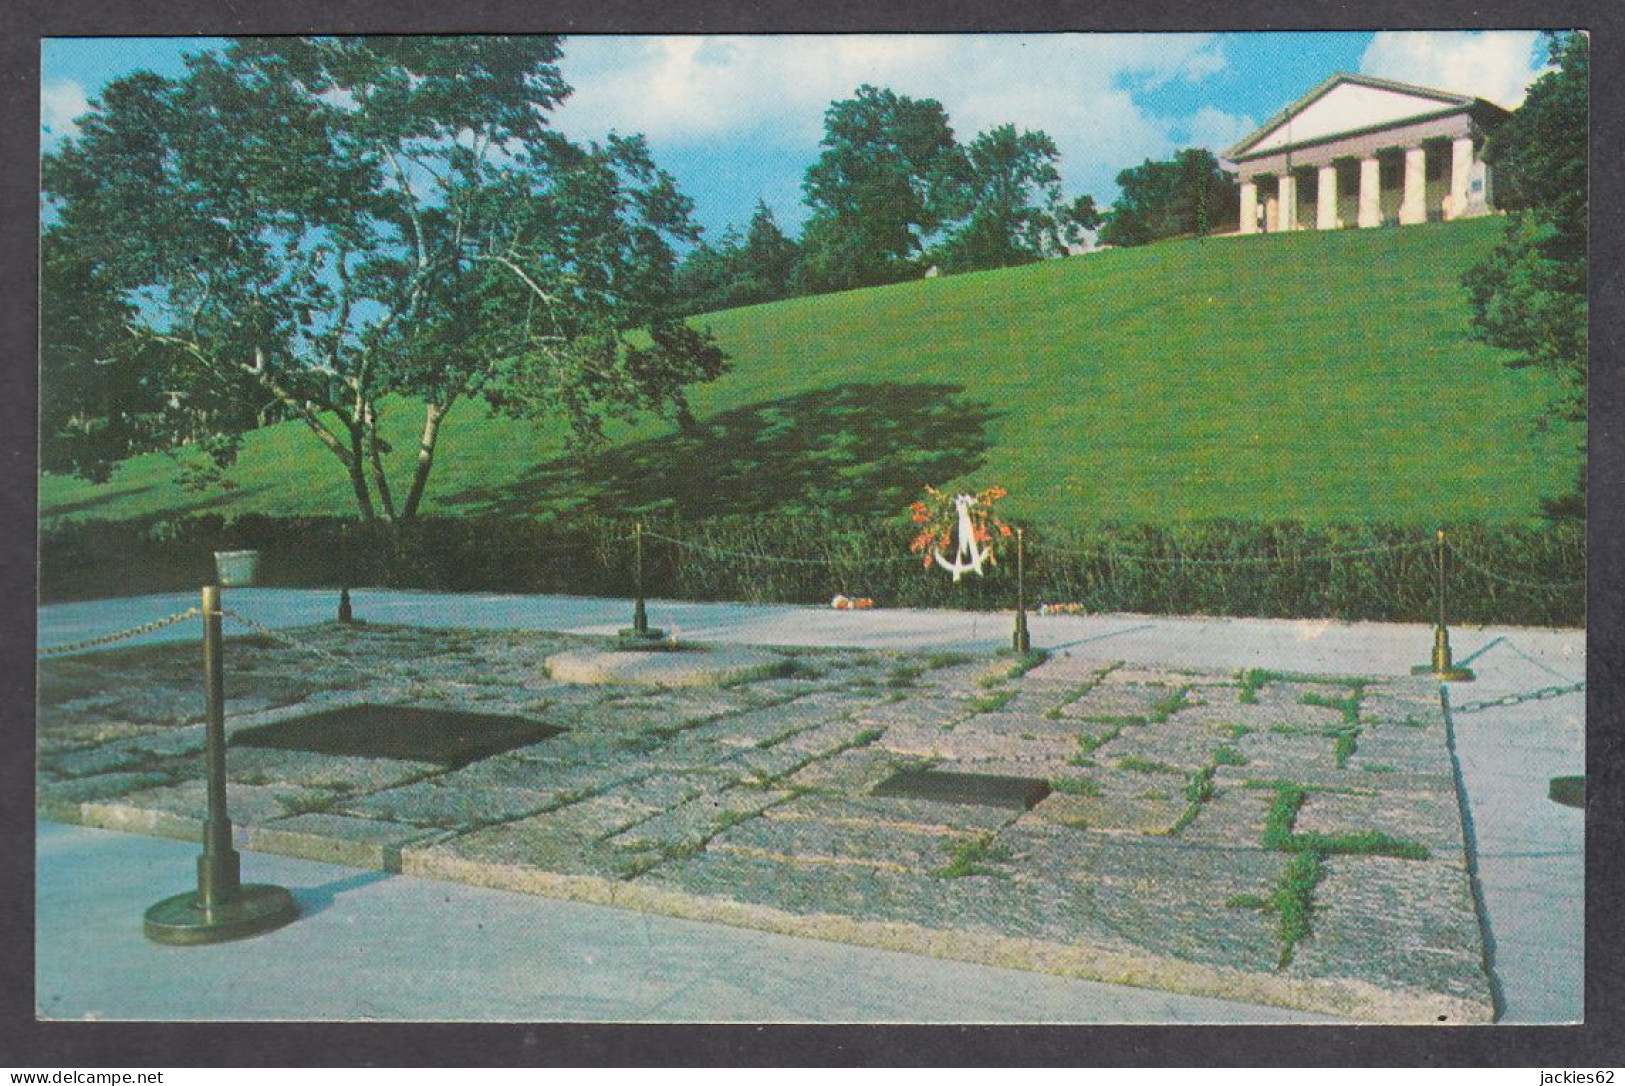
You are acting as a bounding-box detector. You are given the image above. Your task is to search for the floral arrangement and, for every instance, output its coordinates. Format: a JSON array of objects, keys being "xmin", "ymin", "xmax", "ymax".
[
  {"xmin": 1039, "ymin": 602, "xmax": 1087, "ymax": 615},
  {"xmin": 831, "ymin": 595, "xmax": 875, "ymax": 610},
  {"xmin": 908, "ymin": 484, "xmax": 1013, "ymax": 571}
]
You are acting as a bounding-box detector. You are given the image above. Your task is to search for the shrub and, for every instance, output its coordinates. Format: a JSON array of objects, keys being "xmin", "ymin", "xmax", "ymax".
[{"xmin": 39, "ymin": 512, "xmax": 1584, "ymax": 627}]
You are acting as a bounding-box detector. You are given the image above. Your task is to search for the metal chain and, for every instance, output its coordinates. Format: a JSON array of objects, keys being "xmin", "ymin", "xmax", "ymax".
[
  {"xmin": 649, "ymin": 531, "xmax": 1423, "ymax": 570},
  {"xmin": 221, "ymin": 608, "xmax": 489, "ymax": 692},
  {"xmin": 1450, "ymin": 681, "xmax": 1587, "ymax": 714},
  {"xmin": 1445, "ymin": 541, "xmax": 1584, "ymax": 592},
  {"xmin": 221, "ymin": 608, "xmax": 361, "ymax": 670},
  {"xmin": 528, "ymin": 534, "xmax": 638, "ymax": 556},
  {"xmin": 644, "ymin": 531, "xmax": 919, "ymax": 567},
  {"xmin": 36, "ymin": 608, "xmax": 201, "ymax": 657},
  {"xmin": 1095, "ymin": 538, "xmax": 1428, "ymax": 568}
]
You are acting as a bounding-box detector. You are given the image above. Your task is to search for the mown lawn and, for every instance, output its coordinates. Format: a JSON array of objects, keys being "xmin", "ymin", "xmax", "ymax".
[{"xmin": 40, "ymin": 216, "xmax": 1580, "ymax": 531}]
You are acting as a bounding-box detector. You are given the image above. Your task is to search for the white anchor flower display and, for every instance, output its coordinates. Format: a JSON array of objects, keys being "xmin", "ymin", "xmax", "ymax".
[{"xmin": 909, "ymin": 485, "xmax": 1014, "ymax": 581}]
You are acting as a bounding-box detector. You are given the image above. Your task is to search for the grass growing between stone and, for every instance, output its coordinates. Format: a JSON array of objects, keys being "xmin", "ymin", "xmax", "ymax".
[
  {"xmin": 1043, "ymin": 664, "xmax": 1118, "ymax": 721},
  {"xmin": 1332, "ymin": 729, "xmax": 1359, "ymax": 769},
  {"xmin": 1237, "ymin": 669, "xmax": 1272, "ymax": 704},
  {"xmin": 934, "ymin": 833, "xmax": 1012, "ymax": 879},
  {"xmin": 999, "ymin": 649, "xmax": 1051, "ymax": 681},
  {"xmin": 1168, "ymin": 764, "xmax": 1217, "ymax": 835},
  {"xmin": 1147, "ymin": 686, "xmax": 1191, "ymax": 723},
  {"xmin": 1300, "ymin": 685, "xmax": 1367, "ymax": 768},
  {"xmin": 887, "ymin": 664, "xmax": 925, "ymax": 688},
  {"xmin": 975, "ymin": 650, "xmax": 1049, "ymax": 690},
  {"xmin": 1273, "ymin": 851, "xmax": 1326, "ymax": 968},
  {"xmin": 1117, "ymin": 756, "xmax": 1182, "ymax": 775},
  {"xmin": 967, "ymin": 689, "xmax": 1019, "ymax": 715},
  {"xmin": 1248, "ymin": 780, "xmax": 1431, "ymax": 967},
  {"xmin": 1070, "ymin": 725, "xmax": 1122, "ymax": 765}
]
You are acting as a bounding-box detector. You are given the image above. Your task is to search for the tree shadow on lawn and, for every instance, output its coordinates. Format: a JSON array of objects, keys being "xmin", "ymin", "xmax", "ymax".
[
  {"xmin": 443, "ymin": 382, "xmax": 999, "ymax": 520},
  {"xmin": 39, "ymin": 484, "xmax": 160, "ymax": 519}
]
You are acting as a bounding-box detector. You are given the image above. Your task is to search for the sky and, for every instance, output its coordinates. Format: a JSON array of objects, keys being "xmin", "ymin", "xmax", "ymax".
[{"xmin": 40, "ymin": 31, "xmax": 1553, "ymax": 242}]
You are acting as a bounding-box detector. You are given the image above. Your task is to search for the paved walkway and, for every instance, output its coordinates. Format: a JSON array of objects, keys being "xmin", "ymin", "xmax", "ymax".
[{"xmin": 34, "ymin": 591, "xmax": 1584, "ymax": 1023}]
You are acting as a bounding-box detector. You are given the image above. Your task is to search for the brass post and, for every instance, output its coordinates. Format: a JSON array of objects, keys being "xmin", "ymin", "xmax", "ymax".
[
  {"xmin": 197, "ymin": 585, "xmax": 240, "ymax": 908},
  {"xmin": 620, "ymin": 520, "xmax": 664, "ymax": 643},
  {"xmin": 144, "ymin": 585, "xmax": 298, "ymax": 943},
  {"xmin": 1437, "ymin": 527, "xmax": 1447, "ymax": 630},
  {"xmin": 1012, "ymin": 527, "xmax": 1031, "ymax": 654},
  {"xmin": 634, "ymin": 522, "xmax": 648, "ymax": 634},
  {"xmin": 1413, "ymin": 527, "xmax": 1474, "ymax": 681}
]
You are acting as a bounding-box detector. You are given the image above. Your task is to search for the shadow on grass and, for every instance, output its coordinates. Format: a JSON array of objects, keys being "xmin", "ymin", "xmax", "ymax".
[
  {"xmin": 41, "ymin": 482, "xmax": 276, "ymax": 528},
  {"xmin": 443, "ymin": 382, "xmax": 998, "ymax": 520},
  {"xmin": 39, "ymin": 484, "xmax": 159, "ymax": 519}
]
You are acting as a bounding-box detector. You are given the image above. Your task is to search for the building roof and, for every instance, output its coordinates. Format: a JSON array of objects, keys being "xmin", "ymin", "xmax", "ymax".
[{"xmin": 1225, "ymin": 72, "xmax": 1510, "ymax": 163}]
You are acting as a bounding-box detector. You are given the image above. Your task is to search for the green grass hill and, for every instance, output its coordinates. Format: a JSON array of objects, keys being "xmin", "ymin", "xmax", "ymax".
[{"xmin": 40, "ymin": 217, "xmax": 1580, "ymax": 532}]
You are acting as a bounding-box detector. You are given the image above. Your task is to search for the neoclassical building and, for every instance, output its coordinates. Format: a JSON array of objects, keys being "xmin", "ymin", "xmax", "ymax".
[{"xmin": 1225, "ymin": 73, "xmax": 1511, "ymax": 233}]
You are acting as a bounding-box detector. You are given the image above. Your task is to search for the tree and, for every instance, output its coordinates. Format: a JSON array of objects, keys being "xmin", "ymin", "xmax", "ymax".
[
  {"xmin": 1464, "ymin": 31, "xmax": 1587, "ymax": 410},
  {"xmin": 798, "ymin": 85, "xmax": 963, "ymax": 292},
  {"xmin": 738, "ymin": 201, "xmax": 801, "ymax": 304},
  {"xmin": 40, "ymin": 229, "xmax": 264, "ymax": 488},
  {"xmin": 1098, "ymin": 148, "xmax": 1238, "ymax": 247},
  {"xmin": 669, "ymin": 203, "xmax": 801, "ymax": 317},
  {"xmin": 41, "ymin": 36, "xmax": 726, "ymax": 523},
  {"xmin": 1461, "ymin": 32, "xmax": 1587, "ymax": 517},
  {"xmin": 1478, "ymin": 31, "xmax": 1587, "ymax": 236},
  {"xmin": 934, "ymin": 124, "xmax": 1091, "ymax": 273},
  {"xmin": 671, "ymin": 235, "xmax": 744, "ymax": 318}
]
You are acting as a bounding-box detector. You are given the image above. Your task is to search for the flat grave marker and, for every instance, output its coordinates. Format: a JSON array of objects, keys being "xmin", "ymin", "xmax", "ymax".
[{"xmin": 233, "ymin": 704, "xmax": 565, "ymax": 769}]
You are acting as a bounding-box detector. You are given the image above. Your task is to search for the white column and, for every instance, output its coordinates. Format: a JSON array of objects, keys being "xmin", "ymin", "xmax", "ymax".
[
  {"xmin": 1317, "ymin": 165, "xmax": 1339, "ymax": 230},
  {"xmin": 1278, "ymin": 173, "xmax": 1297, "ymax": 231},
  {"xmin": 1449, "ymin": 138, "xmax": 1474, "ymax": 219},
  {"xmin": 1400, "ymin": 146, "xmax": 1427, "ymax": 225},
  {"xmin": 1240, "ymin": 181, "xmax": 1259, "ymax": 235},
  {"xmin": 1358, "ymin": 157, "xmax": 1381, "ymax": 227},
  {"xmin": 1477, "ymin": 160, "xmax": 1494, "ymax": 212}
]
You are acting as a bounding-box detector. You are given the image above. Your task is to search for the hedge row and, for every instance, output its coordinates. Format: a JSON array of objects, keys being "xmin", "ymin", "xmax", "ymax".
[{"xmin": 38, "ymin": 513, "xmax": 1585, "ymax": 628}]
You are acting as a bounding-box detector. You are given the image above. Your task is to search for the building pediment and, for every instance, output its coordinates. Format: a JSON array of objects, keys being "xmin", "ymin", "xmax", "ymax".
[{"xmin": 1228, "ymin": 73, "xmax": 1481, "ymax": 162}]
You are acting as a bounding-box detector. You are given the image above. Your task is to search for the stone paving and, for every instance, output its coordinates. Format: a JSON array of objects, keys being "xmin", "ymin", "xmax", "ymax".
[{"xmin": 36, "ymin": 622, "xmax": 1493, "ymax": 1022}]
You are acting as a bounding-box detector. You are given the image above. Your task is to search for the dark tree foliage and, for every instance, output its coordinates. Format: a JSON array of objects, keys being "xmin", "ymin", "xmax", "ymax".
[
  {"xmin": 1479, "ymin": 32, "xmax": 1588, "ymax": 236},
  {"xmin": 41, "ymin": 36, "xmax": 727, "ymax": 523},
  {"xmin": 671, "ymin": 202, "xmax": 801, "ymax": 316},
  {"xmin": 1461, "ymin": 32, "xmax": 1587, "ymax": 517},
  {"xmin": 1098, "ymin": 148, "xmax": 1239, "ymax": 247},
  {"xmin": 671, "ymin": 235, "xmax": 744, "ymax": 319},
  {"xmin": 933, "ymin": 125, "xmax": 1095, "ymax": 273},
  {"xmin": 798, "ymin": 85, "xmax": 965, "ymax": 292},
  {"xmin": 40, "ymin": 230, "xmax": 167, "ymax": 481},
  {"xmin": 740, "ymin": 202, "xmax": 802, "ymax": 302}
]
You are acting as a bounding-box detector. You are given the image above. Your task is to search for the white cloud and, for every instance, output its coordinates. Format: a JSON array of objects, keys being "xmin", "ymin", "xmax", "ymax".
[
  {"xmin": 41, "ymin": 79, "xmax": 90, "ymax": 145},
  {"xmin": 1181, "ymin": 106, "xmax": 1259, "ymax": 157},
  {"xmin": 551, "ymin": 34, "xmax": 1237, "ymax": 204},
  {"xmin": 1359, "ymin": 31, "xmax": 1549, "ymax": 109}
]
